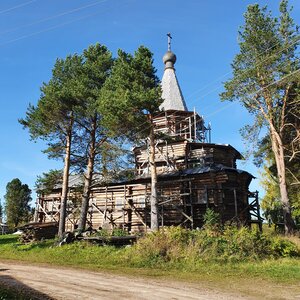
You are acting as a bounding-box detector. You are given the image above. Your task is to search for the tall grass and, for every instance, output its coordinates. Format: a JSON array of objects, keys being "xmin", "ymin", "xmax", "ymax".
[
  {"xmin": 126, "ymin": 226, "xmax": 299, "ymax": 267},
  {"xmin": 0, "ymin": 226, "xmax": 299, "ymax": 283}
]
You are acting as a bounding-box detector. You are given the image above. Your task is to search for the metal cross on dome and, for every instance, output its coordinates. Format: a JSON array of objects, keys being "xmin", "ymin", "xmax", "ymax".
[{"xmin": 167, "ymin": 32, "xmax": 172, "ymax": 51}]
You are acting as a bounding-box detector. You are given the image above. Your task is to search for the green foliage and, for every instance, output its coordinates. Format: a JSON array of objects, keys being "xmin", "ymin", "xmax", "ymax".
[
  {"xmin": 260, "ymin": 163, "xmax": 283, "ymax": 224},
  {"xmin": 93, "ymin": 229, "xmax": 110, "ymax": 237},
  {"xmin": 128, "ymin": 227, "xmax": 192, "ymax": 266},
  {"xmin": 0, "ymin": 235, "xmax": 17, "ymax": 245},
  {"xmin": 129, "ymin": 226, "xmax": 299, "ymax": 267},
  {"xmin": 221, "ymin": 0, "xmax": 300, "ymax": 150},
  {"xmin": 0, "ymin": 200, "xmax": 3, "ymax": 221},
  {"xmin": 0, "ymin": 232, "xmax": 299, "ymax": 286},
  {"xmin": 70, "ymin": 43, "xmax": 115, "ymax": 169},
  {"xmin": 2, "ymin": 227, "xmax": 296, "ymax": 269},
  {"xmin": 20, "ymin": 53, "xmax": 86, "ymax": 236},
  {"xmin": 270, "ymin": 236, "xmax": 299, "ymax": 257},
  {"xmin": 96, "ymin": 140, "xmax": 133, "ymax": 183},
  {"xmin": 258, "ymin": 149, "xmax": 300, "ymax": 223},
  {"xmin": 35, "ymin": 169, "xmax": 63, "ymax": 194},
  {"xmin": 99, "ymin": 46, "xmax": 162, "ymax": 140},
  {"xmin": 203, "ymin": 208, "xmax": 220, "ymax": 230},
  {"xmin": 112, "ymin": 228, "xmax": 128, "ymax": 236},
  {"xmin": 20, "ymin": 43, "xmax": 130, "ymax": 233},
  {"xmin": 220, "ymin": 0, "xmax": 300, "ymax": 233},
  {"xmin": 4, "ymin": 178, "xmax": 32, "ymax": 229},
  {"xmin": 92, "ymin": 228, "xmax": 128, "ymax": 237},
  {"xmin": 19, "ymin": 54, "xmax": 84, "ymax": 146},
  {"xmin": 97, "ymin": 45, "xmax": 163, "ymax": 231}
]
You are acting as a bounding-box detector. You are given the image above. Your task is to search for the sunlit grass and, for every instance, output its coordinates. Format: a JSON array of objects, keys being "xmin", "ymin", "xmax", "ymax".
[
  {"xmin": 0, "ymin": 228, "xmax": 299, "ymax": 284},
  {"xmin": 1, "ymin": 228, "xmax": 299, "ymax": 300}
]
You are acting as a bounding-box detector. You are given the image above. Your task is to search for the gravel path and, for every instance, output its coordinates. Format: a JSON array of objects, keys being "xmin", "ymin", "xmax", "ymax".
[{"xmin": 0, "ymin": 261, "xmax": 254, "ymax": 300}]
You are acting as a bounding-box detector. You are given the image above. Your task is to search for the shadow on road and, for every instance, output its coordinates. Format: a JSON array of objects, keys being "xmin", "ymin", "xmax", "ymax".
[{"xmin": 0, "ymin": 274, "xmax": 54, "ymax": 300}]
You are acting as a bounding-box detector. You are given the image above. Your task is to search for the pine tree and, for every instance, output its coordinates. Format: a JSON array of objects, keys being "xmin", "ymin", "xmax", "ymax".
[
  {"xmin": 99, "ymin": 46, "xmax": 162, "ymax": 230},
  {"xmin": 20, "ymin": 54, "xmax": 84, "ymax": 237},
  {"xmin": 221, "ymin": 0, "xmax": 299, "ymax": 234},
  {"xmin": 4, "ymin": 178, "xmax": 32, "ymax": 229},
  {"xmin": 76, "ymin": 44, "xmax": 113, "ymax": 231}
]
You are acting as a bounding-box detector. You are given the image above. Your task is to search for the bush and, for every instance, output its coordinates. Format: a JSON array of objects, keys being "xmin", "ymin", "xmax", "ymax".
[
  {"xmin": 129, "ymin": 226, "xmax": 300, "ymax": 267},
  {"xmin": 270, "ymin": 237, "xmax": 299, "ymax": 257},
  {"xmin": 127, "ymin": 227, "xmax": 194, "ymax": 267},
  {"xmin": 112, "ymin": 228, "xmax": 128, "ymax": 236},
  {"xmin": 203, "ymin": 208, "xmax": 220, "ymax": 230}
]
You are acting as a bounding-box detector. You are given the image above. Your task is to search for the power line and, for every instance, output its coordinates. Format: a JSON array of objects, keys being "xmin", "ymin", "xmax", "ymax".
[
  {"xmin": 7, "ymin": 1, "xmax": 297, "ymax": 147},
  {"xmin": 0, "ymin": 0, "xmax": 109, "ymax": 36},
  {"xmin": 126, "ymin": 55, "xmax": 300, "ymax": 142},
  {"xmin": 140, "ymin": 67, "xmax": 300, "ymax": 147},
  {"xmin": 196, "ymin": 55, "xmax": 296, "ymax": 114},
  {"xmin": 184, "ymin": 35, "xmax": 300, "ymax": 107},
  {"xmin": 0, "ymin": 13, "xmax": 98, "ymax": 46},
  {"xmin": 0, "ymin": 0, "xmax": 37, "ymax": 15},
  {"xmin": 0, "ymin": 0, "xmax": 131, "ymax": 47},
  {"xmin": 127, "ymin": 64, "xmax": 300, "ymax": 147},
  {"xmin": 192, "ymin": 67, "xmax": 300, "ymax": 123},
  {"xmin": 198, "ymin": 55, "xmax": 300, "ymax": 116}
]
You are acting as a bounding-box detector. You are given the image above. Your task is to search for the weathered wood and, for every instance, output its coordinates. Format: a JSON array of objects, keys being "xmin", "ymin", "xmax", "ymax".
[
  {"xmin": 81, "ymin": 235, "xmax": 137, "ymax": 246},
  {"xmin": 36, "ymin": 109, "xmax": 256, "ymax": 233},
  {"xmin": 19, "ymin": 222, "xmax": 58, "ymax": 243}
]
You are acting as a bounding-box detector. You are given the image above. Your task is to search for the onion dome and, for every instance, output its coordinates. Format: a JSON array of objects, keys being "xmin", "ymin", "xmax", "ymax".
[{"xmin": 163, "ymin": 50, "xmax": 176, "ymax": 69}]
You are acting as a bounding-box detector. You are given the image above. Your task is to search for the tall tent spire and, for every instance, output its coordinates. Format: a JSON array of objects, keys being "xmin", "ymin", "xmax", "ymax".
[{"xmin": 160, "ymin": 33, "xmax": 188, "ymax": 111}]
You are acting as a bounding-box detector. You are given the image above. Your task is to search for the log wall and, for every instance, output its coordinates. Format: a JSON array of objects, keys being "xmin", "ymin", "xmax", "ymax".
[{"xmin": 135, "ymin": 142, "xmax": 240, "ymax": 176}]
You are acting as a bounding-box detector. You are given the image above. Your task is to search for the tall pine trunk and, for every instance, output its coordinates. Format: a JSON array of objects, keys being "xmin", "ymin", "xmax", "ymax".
[
  {"xmin": 58, "ymin": 118, "xmax": 73, "ymax": 238},
  {"xmin": 270, "ymin": 128, "xmax": 296, "ymax": 234},
  {"xmin": 149, "ymin": 116, "xmax": 159, "ymax": 231},
  {"xmin": 78, "ymin": 117, "xmax": 97, "ymax": 231}
]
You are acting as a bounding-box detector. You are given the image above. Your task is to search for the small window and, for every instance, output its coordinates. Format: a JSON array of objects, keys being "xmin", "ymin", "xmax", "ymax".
[
  {"xmin": 133, "ymin": 196, "xmax": 146, "ymax": 208},
  {"xmin": 193, "ymin": 189, "xmax": 207, "ymax": 204},
  {"xmin": 115, "ymin": 197, "xmax": 124, "ymax": 210},
  {"xmin": 208, "ymin": 190, "xmax": 215, "ymax": 204}
]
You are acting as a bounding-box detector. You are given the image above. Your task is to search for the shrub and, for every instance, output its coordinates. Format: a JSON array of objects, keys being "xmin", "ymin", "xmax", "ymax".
[
  {"xmin": 270, "ymin": 237, "xmax": 299, "ymax": 257},
  {"xmin": 129, "ymin": 226, "xmax": 299, "ymax": 267},
  {"xmin": 112, "ymin": 228, "xmax": 128, "ymax": 236},
  {"xmin": 203, "ymin": 208, "xmax": 220, "ymax": 230},
  {"xmin": 127, "ymin": 227, "xmax": 193, "ymax": 267}
]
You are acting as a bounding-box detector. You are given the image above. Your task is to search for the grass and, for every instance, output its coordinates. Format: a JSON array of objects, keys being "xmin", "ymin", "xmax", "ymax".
[
  {"xmin": 0, "ymin": 230, "xmax": 299, "ymax": 282},
  {"xmin": 0, "ymin": 227, "xmax": 299, "ymax": 299}
]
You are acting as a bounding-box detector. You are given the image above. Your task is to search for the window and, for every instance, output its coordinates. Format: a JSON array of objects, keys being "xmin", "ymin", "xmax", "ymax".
[
  {"xmin": 133, "ymin": 196, "xmax": 146, "ymax": 208},
  {"xmin": 193, "ymin": 189, "xmax": 207, "ymax": 204},
  {"xmin": 115, "ymin": 197, "xmax": 124, "ymax": 211}
]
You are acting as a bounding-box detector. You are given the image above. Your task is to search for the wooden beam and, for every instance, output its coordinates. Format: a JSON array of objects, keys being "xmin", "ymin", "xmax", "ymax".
[
  {"xmin": 91, "ymin": 203, "xmax": 116, "ymax": 226},
  {"xmin": 36, "ymin": 203, "xmax": 57, "ymax": 222},
  {"xmin": 181, "ymin": 211, "xmax": 193, "ymax": 223},
  {"xmin": 127, "ymin": 201, "xmax": 148, "ymax": 228}
]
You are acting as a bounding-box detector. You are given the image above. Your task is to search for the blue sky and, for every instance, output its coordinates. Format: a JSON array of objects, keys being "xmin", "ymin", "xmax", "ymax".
[{"xmin": 0, "ymin": 0, "xmax": 299, "ymax": 206}]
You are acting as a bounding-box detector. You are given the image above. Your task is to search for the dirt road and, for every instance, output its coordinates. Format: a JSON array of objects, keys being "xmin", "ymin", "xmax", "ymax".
[{"xmin": 0, "ymin": 261, "xmax": 256, "ymax": 300}]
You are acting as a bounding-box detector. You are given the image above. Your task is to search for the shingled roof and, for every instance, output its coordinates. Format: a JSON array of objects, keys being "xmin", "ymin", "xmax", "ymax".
[{"xmin": 159, "ymin": 35, "xmax": 188, "ymax": 112}]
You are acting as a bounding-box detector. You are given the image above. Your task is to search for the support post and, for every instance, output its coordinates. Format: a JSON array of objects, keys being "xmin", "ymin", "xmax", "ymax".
[
  {"xmin": 194, "ymin": 108, "xmax": 197, "ymax": 142},
  {"xmin": 255, "ymin": 191, "xmax": 262, "ymax": 232},
  {"xmin": 233, "ymin": 188, "xmax": 238, "ymax": 218},
  {"xmin": 189, "ymin": 180, "xmax": 193, "ymax": 229},
  {"xmin": 188, "ymin": 116, "xmax": 192, "ymax": 140}
]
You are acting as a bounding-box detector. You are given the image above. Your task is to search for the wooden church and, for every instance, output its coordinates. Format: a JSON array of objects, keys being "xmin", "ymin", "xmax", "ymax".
[{"xmin": 35, "ymin": 37, "xmax": 262, "ymax": 232}]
